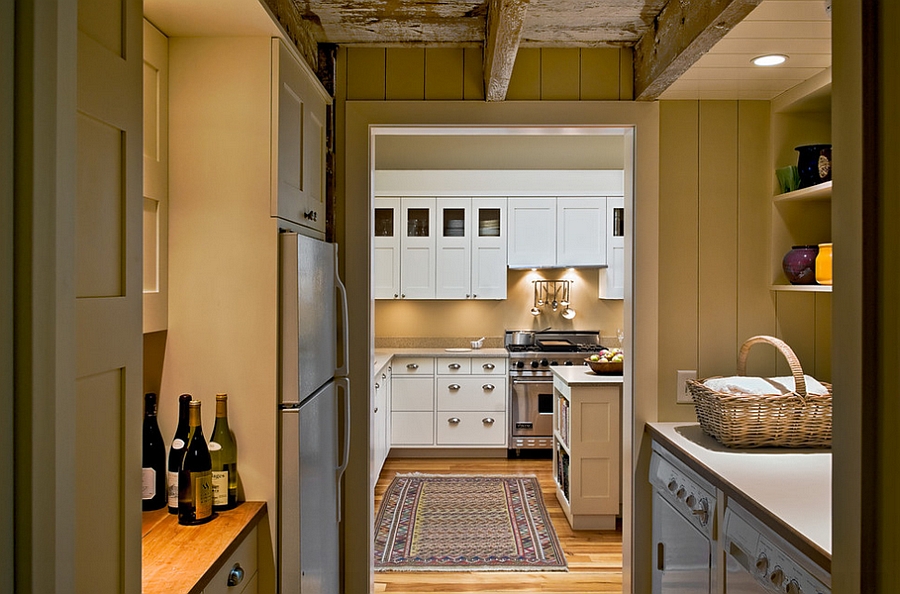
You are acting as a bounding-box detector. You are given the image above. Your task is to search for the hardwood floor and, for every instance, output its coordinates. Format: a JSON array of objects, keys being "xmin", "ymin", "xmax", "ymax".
[{"xmin": 373, "ymin": 457, "xmax": 624, "ymax": 593}]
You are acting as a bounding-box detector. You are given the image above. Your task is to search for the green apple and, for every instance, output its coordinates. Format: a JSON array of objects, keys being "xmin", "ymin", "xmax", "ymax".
[{"xmin": 589, "ymin": 354, "xmax": 600, "ymax": 361}]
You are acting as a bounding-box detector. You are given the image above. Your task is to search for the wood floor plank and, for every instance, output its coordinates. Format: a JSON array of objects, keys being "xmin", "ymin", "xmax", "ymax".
[{"xmin": 374, "ymin": 457, "xmax": 624, "ymax": 593}]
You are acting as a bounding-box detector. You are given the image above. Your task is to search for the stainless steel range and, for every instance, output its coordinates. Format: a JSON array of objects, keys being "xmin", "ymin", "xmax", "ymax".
[{"xmin": 506, "ymin": 329, "xmax": 607, "ymax": 453}]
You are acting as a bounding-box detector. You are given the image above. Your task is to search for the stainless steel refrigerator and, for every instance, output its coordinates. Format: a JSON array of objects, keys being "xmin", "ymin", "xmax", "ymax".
[{"xmin": 279, "ymin": 232, "xmax": 350, "ymax": 594}]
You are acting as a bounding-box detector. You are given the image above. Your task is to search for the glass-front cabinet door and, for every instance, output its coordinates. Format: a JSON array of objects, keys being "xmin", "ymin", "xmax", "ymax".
[
  {"xmin": 400, "ymin": 197, "xmax": 436, "ymax": 299},
  {"xmin": 374, "ymin": 198, "xmax": 400, "ymax": 299},
  {"xmin": 472, "ymin": 198, "xmax": 507, "ymax": 299},
  {"xmin": 436, "ymin": 198, "xmax": 471, "ymax": 299}
]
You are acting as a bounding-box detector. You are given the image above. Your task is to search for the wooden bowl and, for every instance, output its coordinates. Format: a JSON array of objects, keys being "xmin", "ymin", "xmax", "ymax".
[{"xmin": 584, "ymin": 358, "xmax": 623, "ymax": 374}]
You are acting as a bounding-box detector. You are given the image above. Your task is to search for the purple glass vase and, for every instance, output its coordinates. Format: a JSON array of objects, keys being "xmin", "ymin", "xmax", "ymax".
[{"xmin": 782, "ymin": 245, "xmax": 819, "ymax": 284}]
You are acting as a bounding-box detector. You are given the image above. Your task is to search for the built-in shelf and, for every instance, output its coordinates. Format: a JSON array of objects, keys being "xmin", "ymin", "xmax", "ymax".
[
  {"xmin": 770, "ymin": 284, "xmax": 832, "ymax": 293},
  {"xmin": 773, "ymin": 180, "xmax": 832, "ymax": 204}
]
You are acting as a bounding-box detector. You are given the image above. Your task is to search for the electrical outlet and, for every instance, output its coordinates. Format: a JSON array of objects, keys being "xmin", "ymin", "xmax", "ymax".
[{"xmin": 676, "ymin": 370, "xmax": 697, "ymax": 403}]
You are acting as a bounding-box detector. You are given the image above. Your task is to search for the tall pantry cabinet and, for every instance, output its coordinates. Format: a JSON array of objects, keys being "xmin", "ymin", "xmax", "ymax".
[{"xmin": 161, "ymin": 35, "xmax": 331, "ymax": 592}]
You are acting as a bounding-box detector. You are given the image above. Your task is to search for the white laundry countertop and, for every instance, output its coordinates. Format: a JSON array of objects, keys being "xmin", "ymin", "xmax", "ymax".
[{"xmin": 647, "ymin": 422, "xmax": 831, "ymax": 571}]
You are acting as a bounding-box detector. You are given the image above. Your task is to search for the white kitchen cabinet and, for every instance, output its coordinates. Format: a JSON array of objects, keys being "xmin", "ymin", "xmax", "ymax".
[
  {"xmin": 372, "ymin": 360, "xmax": 392, "ymax": 489},
  {"xmin": 435, "ymin": 357, "xmax": 507, "ymax": 447},
  {"xmin": 374, "ymin": 197, "xmax": 401, "ymax": 299},
  {"xmin": 436, "ymin": 198, "xmax": 507, "ymax": 299},
  {"xmin": 390, "ymin": 357, "xmax": 435, "ymax": 445},
  {"xmin": 599, "ymin": 197, "xmax": 625, "ymax": 299},
  {"xmin": 201, "ymin": 526, "xmax": 258, "ymax": 594},
  {"xmin": 400, "ymin": 198, "xmax": 437, "ymax": 299},
  {"xmin": 508, "ymin": 197, "xmax": 608, "ymax": 268},
  {"xmin": 271, "ymin": 38, "xmax": 327, "ymax": 235},
  {"xmin": 471, "ymin": 199, "xmax": 507, "ymax": 299}
]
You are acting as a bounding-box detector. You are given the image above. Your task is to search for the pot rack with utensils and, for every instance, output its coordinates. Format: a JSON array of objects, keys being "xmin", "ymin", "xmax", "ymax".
[{"xmin": 531, "ymin": 280, "xmax": 576, "ymax": 319}]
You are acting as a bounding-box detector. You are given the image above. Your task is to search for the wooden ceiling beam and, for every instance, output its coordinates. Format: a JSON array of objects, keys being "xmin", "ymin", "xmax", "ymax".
[
  {"xmin": 633, "ymin": 0, "xmax": 763, "ymax": 101},
  {"xmin": 483, "ymin": 0, "xmax": 530, "ymax": 102}
]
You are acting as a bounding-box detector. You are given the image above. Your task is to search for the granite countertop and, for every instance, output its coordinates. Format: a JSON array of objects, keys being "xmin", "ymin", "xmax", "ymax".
[
  {"xmin": 373, "ymin": 347, "xmax": 508, "ymax": 374},
  {"xmin": 551, "ymin": 365, "xmax": 624, "ymax": 385},
  {"xmin": 647, "ymin": 422, "xmax": 831, "ymax": 571}
]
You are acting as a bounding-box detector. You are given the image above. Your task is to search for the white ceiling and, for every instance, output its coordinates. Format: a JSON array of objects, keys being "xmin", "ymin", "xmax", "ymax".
[{"xmin": 659, "ymin": 0, "xmax": 832, "ymax": 101}]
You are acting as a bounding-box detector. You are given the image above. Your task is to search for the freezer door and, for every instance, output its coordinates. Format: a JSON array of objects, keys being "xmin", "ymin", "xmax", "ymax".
[
  {"xmin": 280, "ymin": 381, "xmax": 339, "ymax": 594},
  {"xmin": 280, "ymin": 232, "xmax": 336, "ymax": 403}
]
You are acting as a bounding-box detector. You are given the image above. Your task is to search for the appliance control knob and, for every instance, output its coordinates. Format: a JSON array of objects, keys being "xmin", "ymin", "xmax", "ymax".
[
  {"xmin": 676, "ymin": 486, "xmax": 686, "ymax": 499},
  {"xmin": 549, "ymin": 360, "xmax": 558, "ymax": 366},
  {"xmin": 691, "ymin": 498, "xmax": 710, "ymax": 526},
  {"xmin": 755, "ymin": 554, "xmax": 769, "ymax": 575},
  {"xmin": 770, "ymin": 568, "xmax": 785, "ymax": 587},
  {"xmin": 667, "ymin": 479, "xmax": 678, "ymax": 493},
  {"xmin": 516, "ymin": 361, "xmax": 524, "ymax": 369},
  {"xmin": 786, "ymin": 579, "xmax": 802, "ymax": 594},
  {"xmin": 531, "ymin": 360, "xmax": 539, "ymax": 368},
  {"xmin": 565, "ymin": 360, "xmax": 573, "ymax": 366},
  {"xmin": 685, "ymin": 494, "xmax": 696, "ymax": 507},
  {"xmin": 540, "ymin": 358, "xmax": 549, "ymax": 367}
]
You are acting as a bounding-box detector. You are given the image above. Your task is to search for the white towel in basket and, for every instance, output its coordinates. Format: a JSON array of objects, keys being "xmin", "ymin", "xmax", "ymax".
[{"xmin": 703, "ymin": 375, "xmax": 829, "ymax": 396}]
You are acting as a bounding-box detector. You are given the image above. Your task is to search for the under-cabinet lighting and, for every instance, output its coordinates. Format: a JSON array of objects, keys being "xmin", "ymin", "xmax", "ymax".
[{"xmin": 752, "ymin": 54, "xmax": 788, "ymax": 67}]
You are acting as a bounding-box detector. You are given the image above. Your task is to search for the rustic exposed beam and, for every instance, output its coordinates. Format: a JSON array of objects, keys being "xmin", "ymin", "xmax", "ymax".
[
  {"xmin": 262, "ymin": 0, "xmax": 321, "ymax": 72},
  {"xmin": 483, "ymin": 0, "xmax": 530, "ymax": 102},
  {"xmin": 633, "ymin": 0, "xmax": 763, "ymax": 101}
]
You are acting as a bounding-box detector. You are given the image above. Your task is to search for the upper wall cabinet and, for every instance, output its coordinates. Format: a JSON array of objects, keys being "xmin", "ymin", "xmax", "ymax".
[
  {"xmin": 599, "ymin": 197, "xmax": 625, "ymax": 299},
  {"xmin": 508, "ymin": 197, "xmax": 607, "ymax": 268},
  {"xmin": 271, "ymin": 39, "xmax": 328, "ymax": 235}
]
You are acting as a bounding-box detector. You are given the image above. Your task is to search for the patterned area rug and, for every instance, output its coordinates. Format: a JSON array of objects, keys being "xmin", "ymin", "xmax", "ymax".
[{"xmin": 374, "ymin": 474, "xmax": 567, "ymax": 571}]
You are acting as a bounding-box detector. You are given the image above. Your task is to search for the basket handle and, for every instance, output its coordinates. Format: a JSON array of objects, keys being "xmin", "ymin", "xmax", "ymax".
[{"xmin": 736, "ymin": 335, "xmax": 807, "ymax": 398}]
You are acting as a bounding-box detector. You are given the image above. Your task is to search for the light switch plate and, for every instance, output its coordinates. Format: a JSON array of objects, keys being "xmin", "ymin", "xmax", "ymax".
[{"xmin": 676, "ymin": 370, "xmax": 697, "ymax": 403}]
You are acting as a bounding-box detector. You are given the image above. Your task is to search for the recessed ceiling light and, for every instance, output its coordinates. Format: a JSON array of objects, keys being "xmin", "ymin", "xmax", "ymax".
[{"xmin": 752, "ymin": 54, "xmax": 788, "ymax": 66}]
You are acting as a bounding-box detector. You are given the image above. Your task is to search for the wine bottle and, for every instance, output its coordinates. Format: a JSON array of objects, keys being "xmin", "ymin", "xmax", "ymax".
[
  {"xmin": 141, "ymin": 393, "xmax": 167, "ymax": 511},
  {"xmin": 167, "ymin": 394, "xmax": 192, "ymax": 514},
  {"xmin": 209, "ymin": 393, "xmax": 238, "ymax": 510},
  {"xmin": 178, "ymin": 400, "xmax": 214, "ymax": 525}
]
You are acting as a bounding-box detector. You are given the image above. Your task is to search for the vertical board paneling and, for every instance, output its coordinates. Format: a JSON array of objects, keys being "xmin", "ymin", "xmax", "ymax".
[
  {"xmin": 737, "ymin": 101, "xmax": 777, "ymax": 377},
  {"xmin": 619, "ymin": 48, "xmax": 633, "ymax": 101},
  {"xmin": 425, "ymin": 48, "xmax": 464, "ymax": 100},
  {"xmin": 541, "ymin": 48, "xmax": 580, "ymax": 100},
  {"xmin": 657, "ymin": 101, "xmax": 700, "ymax": 421},
  {"xmin": 775, "ymin": 292, "xmax": 818, "ymax": 377},
  {"xmin": 815, "ymin": 293, "xmax": 832, "ymax": 382},
  {"xmin": 580, "ymin": 48, "xmax": 621, "ymax": 100},
  {"xmin": 698, "ymin": 101, "xmax": 739, "ymax": 377},
  {"xmin": 506, "ymin": 48, "xmax": 541, "ymax": 100},
  {"xmin": 463, "ymin": 48, "xmax": 484, "ymax": 100},
  {"xmin": 386, "ymin": 48, "xmax": 425, "ymax": 100},
  {"xmin": 346, "ymin": 48, "xmax": 385, "ymax": 100}
]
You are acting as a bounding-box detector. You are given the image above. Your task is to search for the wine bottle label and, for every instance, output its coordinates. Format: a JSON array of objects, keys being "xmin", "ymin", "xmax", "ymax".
[
  {"xmin": 192, "ymin": 471, "xmax": 213, "ymax": 520},
  {"xmin": 208, "ymin": 441, "xmax": 222, "ymax": 451},
  {"xmin": 167, "ymin": 471, "xmax": 179, "ymax": 507},
  {"xmin": 211, "ymin": 470, "xmax": 228, "ymax": 506},
  {"xmin": 171, "ymin": 438, "xmax": 185, "ymax": 450},
  {"xmin": 142, "ymin": 468, "xmax": 156, "ymax": 500}
]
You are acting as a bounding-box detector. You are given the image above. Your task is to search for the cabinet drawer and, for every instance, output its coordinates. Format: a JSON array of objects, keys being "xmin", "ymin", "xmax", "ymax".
[
  {"xmin": 437, "ymin": 412, "xmax": 506, "ymax": 445},
  {"xmin": 393, "ymin": 357, "xmax": 434, "ymax": 375},
  {"xmin": 392, "ymin": 377, "xmax": 434, "ymax": 411},
  {"xmin": 202, "ymin": 526, "xmax": 258, "ymax": 594},
  {"xmin": 471, "ymin": 358, "xmax": 506, "ymax": 375},
  {"xmin": 435, "ymin": 357, "xmax": 471, "ymax": 374},
  {"xmin": 436, "ymin": 377, "xmax": 506, "ymax": 412},
  {"xmin": 392, "ymin": 411, "xmax": 434, "ymax": 445}
]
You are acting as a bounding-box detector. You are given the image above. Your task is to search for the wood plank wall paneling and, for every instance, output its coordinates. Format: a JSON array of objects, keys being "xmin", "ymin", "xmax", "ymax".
[
  {"xmin": 344, "ymin": 47, "xmax": 631, "ymax": 101},
  {"xmin": 815, "ymin": 293, "xmax": 832, "ymax": 381},
  {"xmin": 775, "ymin": 292, "xmax": 818, "ymax": 377}
]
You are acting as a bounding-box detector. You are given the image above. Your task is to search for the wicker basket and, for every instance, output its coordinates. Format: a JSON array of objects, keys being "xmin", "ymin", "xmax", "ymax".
[{"xmin": 687, "ymin": 335, "xmax": 832, "ymax": 448}]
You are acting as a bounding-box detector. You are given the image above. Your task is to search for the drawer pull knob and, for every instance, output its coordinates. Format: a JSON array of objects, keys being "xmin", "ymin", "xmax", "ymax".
[
  {"xmin": 449, "ymin": 383, "xmax": 461, "ymax": 391},
  {"xmin": 482, "ymin": 383, "xmax": 495, "ymax": 391},
  {"xmin": 374, "ymin": 407, "xmax": 379, "ymax": 413},
  {"xmin": 483, "ymin": 363, "xmax": 495, "ymax": 370},
  {"xmin": 448, "ymin": 363, "xmax": 461, "ymax": 370},
  {"xmin": 382, "ymin": 373, "xmax": 387, "ymax": 380},
  {"xmin": 375, "ymin": 383, "xmax": 380, "ymax": 389},
  {"xmin": 482, "ymin": 417, "xmax": 495, "ymax": 425},
  {"xmin": 448, "ymin": 417, "xmax": 461, "ymax": 424},
  {"xmin": 227, "ymin": 563, "xmax": 245, "ymax": 587},
  {"xmin": 407, "ymin": 363, "xmax": 419, "ymax": 370}
]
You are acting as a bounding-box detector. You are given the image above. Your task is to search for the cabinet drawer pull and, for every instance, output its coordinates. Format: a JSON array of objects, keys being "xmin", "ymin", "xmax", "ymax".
[
  {"xmin": 375, "ymin": 382, "xmax": 380, "ymax": 389},
  {"xmin": 482, "ymin": 417, "xmax": 495, "ymax": 425},
  {"xmin": 448, "ymin": 363, "xmax": 461, "ymax": 370},
  {"xmin": 448, "ymin": 383, "xmax": 461, "ymax": 391},
  {"xmin": 382, "ymin": 373, "xmax": 387, "ymax": 380},
  {"xmin": 227, "ymin": 563, "xmax": 245, "ymax": 586},
  {"xmin": 482, "ymin": 363, "xmax": 495, "ymax": 371},
  {"xmin": 482, "ymin": 383, "xmax": 495, "ymax": 391},
  {"xmin": 448, "ymin": 417, "xmax": 461, "ymax": 425},
  {"xmin": 303, "ymin": 210, "xmax": 318, "ymax": 222},
  {"xmin": 406, "ymin": 363, "xmax": 419, "ymax": 370},
  {"xmin": 374, "ymin": 407, "xmax": 379, "ymax": 413}
]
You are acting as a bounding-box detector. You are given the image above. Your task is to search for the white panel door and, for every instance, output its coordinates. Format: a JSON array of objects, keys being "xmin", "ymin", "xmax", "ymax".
[
  {"xmin": 436, "ymin": 197, "xmax": 471, "ymax": 299},
  {"xmin": 471, "ymin": 198, "xmax": 507, "ymax": 299},
  {"xmin": 508, "ymin": 197, "xmax": 556, "ymax": 267},
  {"xmin": 599, "ymin": 197, "xmax": 625, "ymax": 299},
  {"xmin": 400, "ymin": 197, "xmax": 436, "ymax": 299},
  {"xmin": 77, "ymin": 0, "xmax": 143, "ymax": 590},
  {"xmin": 557, "ymin": 197, "xmax": 607, "ymax": 266},
  {"xmin": 374, "ymin": 197, "xmax": 400, "ymax": 299}
]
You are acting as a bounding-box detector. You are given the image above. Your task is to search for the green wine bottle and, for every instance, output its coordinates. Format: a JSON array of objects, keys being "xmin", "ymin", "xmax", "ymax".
[
  {"xmin": 141, "ymin": 393, "xmax": 167, "ymax": 511},
  {"xmin": 209, "ymin": 393, "xmax": 238, "ymax": 510},
  {"xmin": 178, "ymin": 400, "xmax": 213, "ymax": 525},
  {"xmin": 167, "ymin": 394, "xmax": 192, "ymax": 514}
]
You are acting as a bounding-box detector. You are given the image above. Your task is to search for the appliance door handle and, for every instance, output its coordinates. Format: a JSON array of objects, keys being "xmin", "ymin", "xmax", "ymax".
[
  {"xmin": 334, "ymin": 246, "xmax": 350, "ymax": 378},
  {"xmin": 335, "ymin": 376, "xmax": 351, "ymax": 523}
]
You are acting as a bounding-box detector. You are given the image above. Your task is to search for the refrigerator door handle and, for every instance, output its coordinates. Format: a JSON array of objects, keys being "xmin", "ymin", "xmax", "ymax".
[
  {"xmin": 334, "ymin": 246, "xmax": 350, "ymax": 378},
  {"xmin": 335, "ymin": 376, "xmax": 351, "ymax": 523}
]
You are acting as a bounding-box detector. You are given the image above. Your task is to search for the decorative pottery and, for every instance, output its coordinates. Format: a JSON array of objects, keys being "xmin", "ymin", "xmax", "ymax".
[
  {"xmin": 783, "ymin": 245, "xmax": 819, "ymax": 285},
  {"xmin": 816, "ymin": 243, "xmax": 833, "ymax": 285},
  {"xmin": 795, "ymin": 144, "xmax": 832, "ymax": 188}
]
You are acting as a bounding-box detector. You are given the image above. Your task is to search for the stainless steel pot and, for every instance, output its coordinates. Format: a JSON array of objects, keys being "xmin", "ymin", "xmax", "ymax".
[{"xmin": 510, "ymin": 331, "xmax": 535, "ymax": 346}]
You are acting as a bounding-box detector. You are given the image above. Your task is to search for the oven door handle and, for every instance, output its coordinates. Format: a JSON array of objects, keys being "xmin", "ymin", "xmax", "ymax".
[{"xmin": 511, "ymin": 377, "xmax": 553, "ymax": 385}]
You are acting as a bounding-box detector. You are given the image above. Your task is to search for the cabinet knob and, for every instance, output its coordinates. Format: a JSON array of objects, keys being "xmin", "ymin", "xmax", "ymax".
[
  {"xmin": 227, "ymin": 563, "xmax": 245, "ymax": 586},
  {"xmin": 482, "ymin": 383, "xmax": 495, "ymax": 391},
  {"xmin": 375, "ymin": 382, "xmax": 380, "ymax": 389},
  {"xmin": 381, "ymin": 373, "xmax": 387, "ymax": 380},
  {"xmin": 482, "ymin": 417, "xmax": 495, "ymax": 425},
  {"xmin": 394, "ymin": 294, "xmax": 399, "ymax": 298},
  {"xmin": 465, "ymin": 294, "xmax": 470, "ymax": 298},
  {"xmin": 448, "ymin": 383, "xmax": 461, "ymax": 391},
  {"xmin": 483, "ymin": 363, "xmax": 495, "ymax": 370},
  {"xmin": 374, "ymin": 407, "xmax": 379, "ymax": 413},
  {"xmin": 448, "ymin": 363, "xmax": 461, "ymax": 370},
  {"xmin": 448, "ymin": 417, "xmax": 461, "ymax": 424},
  {"xmin": 400, "ymin": 294, "xmax": 406, "ymax": 299},
  {"xmin": 472, "ymin": 294, "xmax": 477, "ymax": 298},
  {"xmin": 303, "ymin": 210, "xmax": 318, "ymax": 221}
]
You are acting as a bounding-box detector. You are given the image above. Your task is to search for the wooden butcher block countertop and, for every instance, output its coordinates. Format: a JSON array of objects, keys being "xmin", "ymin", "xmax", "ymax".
[{"xmin": 142, "ymin": 501, "xmax": 266, "ymax": 594}]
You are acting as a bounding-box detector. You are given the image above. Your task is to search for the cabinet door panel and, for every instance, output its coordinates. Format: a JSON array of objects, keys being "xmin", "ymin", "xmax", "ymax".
[
  {"xmin": 391, "ymin": 377, "xmax": 434, "ymax": 411},
  {"xmin": 374, "ymin": 198, "xmax": 401, "ymax": 299},
  {"xmin": 436, "ymin": 197, "xmax": 471, "ymax": 298},
  {"xmin": 392, "ymin": 412, "xmax": 434, "ymax": 445},
  {"xmin": 557, "ymin": 197, "xmax": 606, "ymax": 266},
  {"xmin": 508, "ymin": 197, "xmax": 556, "ymax": 267},
  {"xmin": 400, "ymin": 198, "xmax": 436, "ymax": 298},
  {"xmin": 472, "ymin": 198, "xmax": 507, "ymax": 299},
  {"xmin": 599, "ymin": 197, "xmax": 625, "ymax": 299}
]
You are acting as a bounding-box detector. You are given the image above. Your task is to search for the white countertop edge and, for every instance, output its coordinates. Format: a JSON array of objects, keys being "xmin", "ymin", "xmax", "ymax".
[
  {"xmin": 373, "ymin": 347, "xmax": 509, "ymax": 374},
  {"xmin": 551, "ymin": 365, "xmax": 624, "ymax": 385}
]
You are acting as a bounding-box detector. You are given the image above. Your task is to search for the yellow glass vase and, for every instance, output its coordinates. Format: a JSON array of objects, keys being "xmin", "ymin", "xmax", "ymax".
[{"xmin": 816, "ymin": 243, "xmax": 833, "ymax": 285}]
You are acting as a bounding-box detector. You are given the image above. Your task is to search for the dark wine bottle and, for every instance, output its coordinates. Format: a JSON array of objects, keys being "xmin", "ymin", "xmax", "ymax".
[
  {"xmin": 141, "ymin": 393, "xmax": 167, "ymax": 511},
  {"xmin": 167, "ymin": 394, "xmax": 192, "ymax": 514},
  {"xmin": 178, "ymin": 400, "xmax": 214, "ymax": 525},
  {"xmin": 209, "ymin": 393, "xmax": 238, "ymax": 510}
]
